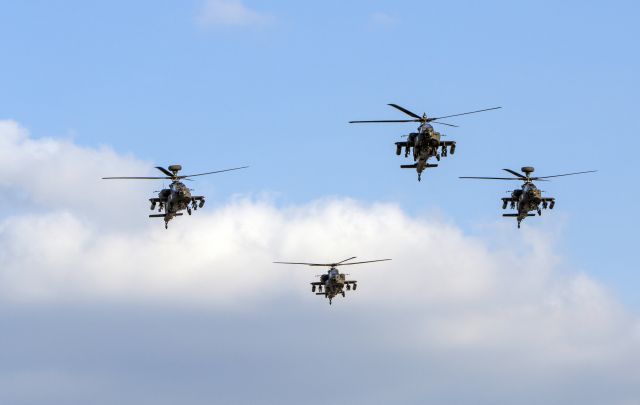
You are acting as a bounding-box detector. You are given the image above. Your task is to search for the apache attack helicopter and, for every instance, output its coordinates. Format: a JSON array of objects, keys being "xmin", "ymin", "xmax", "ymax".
[
  {"xmin": 103, "ymin": 164, "xmax": 248, "ymax": 228},
  {"xmin": 350, "ymin": 104, "xmax": 501, "ymax": 181},
  {"xmin": 273, "ymin": 257, "xmax": 391, "ymax": 305},
  {"xmin": 460, "ymin": 167, "xmax": 597, "ymax": 228}
]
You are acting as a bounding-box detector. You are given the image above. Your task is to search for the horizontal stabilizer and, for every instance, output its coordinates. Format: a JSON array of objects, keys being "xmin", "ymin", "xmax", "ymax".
[
  {"xmin": 315, "ymin": 293, "xmax": 326, "ymax": 296},
  {"xmin": 401, "ymin": 163, "xmax": 438, "ymax": 169},
  {"xmin": 502, "ymin": 213, "xmax": 535, "ymax": 217},
  {"xmin": 149, "ymin": 214, "xmax": 166, "ymax": 218}
]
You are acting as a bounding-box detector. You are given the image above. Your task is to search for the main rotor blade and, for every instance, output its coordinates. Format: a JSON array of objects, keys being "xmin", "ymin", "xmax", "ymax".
[
  {"xmin": 336, "ymin": 256, "xmax": 357, "ymax": 264},
  {"xmin": 431, "ymin": 121, "xmax": 459, "ymax": 128},
  {"xmin": 459, "ymin": 176, "xmax": 522, "ymax": 180},
  {"xmin": 273, "ymin": 261, "xmax": 332, "ymax": 267},
  {"xmin": 273, "ymin": 258, "xmax": 391, "ymax": 267},
  {"xmin": 387, "ymin": 104, "xmax": 422, "ymax": 119},
  {"xmin": 180, "ymin": 166, "xmax": 249, "ymax": 178},
  {"xmin": 432, "ymin": 106, "xmax": 502, "ymax": 120},
  {"xmin": 102, "ymin": 176, "xmax": 171, "ymax": 180},
  {"xmin": 349, "ymin": 119, "xmax": 420, "ymax": 124},
  {"xmin": 336, "ymin": 259, "xmax": 392, "ymax": 266},
  {"xmin": 533, "ymin": 170, "xmax": 597, "ymax": 180},
  {"xmin": 155, "ymin": 166, "xmax": 175, "ymax": 177},
  {"xmin": 502, "ymin": 168, "xmax": 527, "ymax": 179}
]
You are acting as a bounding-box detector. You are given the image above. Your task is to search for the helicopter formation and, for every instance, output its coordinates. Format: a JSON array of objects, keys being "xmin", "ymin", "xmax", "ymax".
[{"xmin": 101, "ymin": 103, "xmax": 596, "ymax": 304}]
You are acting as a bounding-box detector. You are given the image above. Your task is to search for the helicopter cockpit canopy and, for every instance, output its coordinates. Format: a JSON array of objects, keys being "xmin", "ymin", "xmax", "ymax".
[{"xmin": 420, "ymin": 122, "xmax": 434, "ymax": 132}]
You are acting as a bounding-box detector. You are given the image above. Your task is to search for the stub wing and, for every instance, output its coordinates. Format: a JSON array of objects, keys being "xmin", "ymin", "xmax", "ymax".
[{"xmin": 541, "ymin": 197, "xmax": 555, "ymax": 209}]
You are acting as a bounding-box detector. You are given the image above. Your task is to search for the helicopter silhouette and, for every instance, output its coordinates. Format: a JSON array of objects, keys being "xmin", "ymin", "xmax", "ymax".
[
  {"xmin": 102, "ymin": 164, "xmax": 248, "ymax": 228},
  {"xmin": 460, "ymin": 166, "xmax": 597, "ymax": 228},
  {"xmin": 273, "ymin": 257, "xmax": 391, "ymax": 305},
  {"xmin": 350, "ymin": 104, "xmax": 501, "ymax": 181}
]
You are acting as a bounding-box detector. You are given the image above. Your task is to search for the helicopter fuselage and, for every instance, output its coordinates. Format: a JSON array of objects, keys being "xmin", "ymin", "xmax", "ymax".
[
  {"xmin": 311, "ymin": 267, "xmax": 357, "ymax": 304},
  {"xmin": 164, "ymin": 181, "xmax": 192, "ymax": 212},
  {"xmin": 514, "ymin": 182, "xmax": 542, "ymax": 216},
  {"xmin": 149, "ymin": 180, "xmax": 205, "ymax": 228},
  {"xmin": 502, "ymin": 181, "xmax": 555, "ymax": 227},
  {"xmin": 396, "ymin": 123, "xmax": 455, "ymax": 180}
]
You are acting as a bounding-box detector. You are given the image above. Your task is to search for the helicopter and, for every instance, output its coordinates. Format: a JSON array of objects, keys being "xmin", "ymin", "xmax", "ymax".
[
  {"xmin": 350, "ymin": 104, "xmax": 501, "ymax": 181},
  {"xmin": 273, "ymin": 257, "xmax": 391, "ymax": 305},
  {"xmin": 102, "ymin": 164, "xmax": 248, "ymax": 228},
  {"xmin": 460, "ymin": 166, "xmax": 597, "ymax": 228}
]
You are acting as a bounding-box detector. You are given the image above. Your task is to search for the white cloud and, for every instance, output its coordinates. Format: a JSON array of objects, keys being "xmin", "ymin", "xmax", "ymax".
[
  {"xmin": 0, "ymin": 120, "xmax": 151, "ymax": 225},
  {"xmin": 1, "ymin": 120, "xmax": 639, "ymax": 404},
  {"xmin": 370, "ymin": 12, "xmax": 398, "ymax": 26},
  {"xmin": 197, "ymin": 0, "xmax": 273, "ymax": 28}
]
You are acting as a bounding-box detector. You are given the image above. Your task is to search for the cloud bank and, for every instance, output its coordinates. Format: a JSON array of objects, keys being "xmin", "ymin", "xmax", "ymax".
[{"xmin": 0, "ymin": 120, "xmax": 638, "ymax": 404}]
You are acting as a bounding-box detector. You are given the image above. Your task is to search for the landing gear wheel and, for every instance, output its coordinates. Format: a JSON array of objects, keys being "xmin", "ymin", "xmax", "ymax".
[
  {"xmin": 537, "ymin": 209, "xmax": 542, "ymax": 216},
  {"xmin": 165, "ymin": 223, "xmax": 168, "ymax": 229},
  {"xmin": 341, "ymin": 291, "xmax": 345, "ymax": 297},
  {"xmin": 187, "ymin": 207, "xmax": 192, "ymax": 215}
]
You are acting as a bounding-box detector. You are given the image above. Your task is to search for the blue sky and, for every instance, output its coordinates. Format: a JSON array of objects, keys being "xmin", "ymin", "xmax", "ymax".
[
  {"xmin": 2, "ymin": 0, "xmax": 638, "ymax": 304},
  {"xmin": 1, "ymin": 1, "xmax": 639, "ymax": 404}
]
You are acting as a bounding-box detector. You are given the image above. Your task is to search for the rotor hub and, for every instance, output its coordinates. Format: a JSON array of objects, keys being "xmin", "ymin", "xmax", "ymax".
[{"xmin": 168, "ymin": 164, "xmax": 182, "ymax": 175}]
